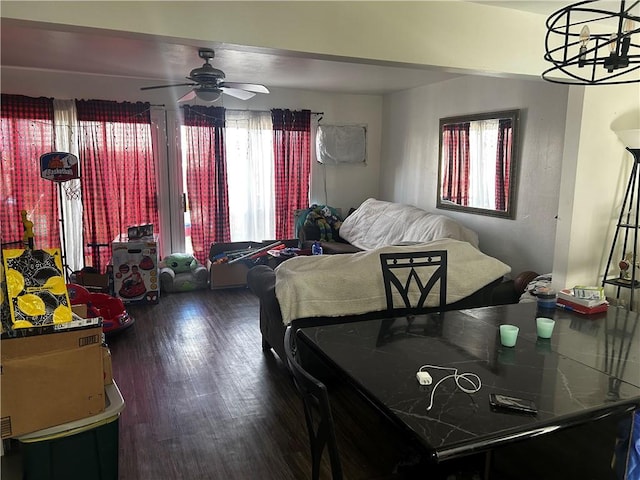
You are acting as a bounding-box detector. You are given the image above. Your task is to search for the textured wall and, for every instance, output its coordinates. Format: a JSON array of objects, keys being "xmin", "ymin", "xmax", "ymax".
[{"xmin": 380, "ymin": 75, "xmax": 569, "ymax": 277}]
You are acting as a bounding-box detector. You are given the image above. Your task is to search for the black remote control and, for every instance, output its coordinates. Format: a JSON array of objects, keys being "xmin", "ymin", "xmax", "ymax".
[{"xmin": 489, "ymin": 393, "xmax": 537, "ymax": 414}]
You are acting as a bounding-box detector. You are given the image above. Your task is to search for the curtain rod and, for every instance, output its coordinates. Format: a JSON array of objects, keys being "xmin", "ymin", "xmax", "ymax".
[
  {"xmin": 172, "ymin": 105, "xmax": 324, "ymax": 115},
  {"xmin": 225, "ymin": 108, "xmax": 324, "ymax": 115},
  {"xmin": 152, "ymin": 104, "xmax": 322, "ymax": 116}
]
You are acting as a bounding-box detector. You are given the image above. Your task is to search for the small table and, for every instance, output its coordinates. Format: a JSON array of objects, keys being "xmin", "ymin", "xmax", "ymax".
[{"xmin": 295, "ymin": 302, "xmax": 640, "ymax": 464}]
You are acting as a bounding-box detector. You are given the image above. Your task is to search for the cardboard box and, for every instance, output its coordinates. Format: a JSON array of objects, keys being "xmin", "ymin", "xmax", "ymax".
[
  {"xmin": 76, "ymin": 272, "xmax": 111, "ymax": 293},
  {"xmin": 102, "ymin": 345, "xmax": 113, "ymax": 385},
  {"xmin": 208, "ymin": 240, "xmax": 298, "ymax": 289},
  {"xmin": 208, "ymin": 261, "xmax": 252, "ymax": 289},
  {"xmin": 17, "ymin": 382, "xmax": 124, "ymax": 480},
  {"xmin": 71, "ymin": 304, "xmax": 88, "ymax": 318},
  {"xmin": 0, "ymin": 315, "xmax": 102, "ymax": 340},
  {"xmin": 208, "ymin": 241, "xmax": 259, "ymax": 289},
  {"xmin": 127, "ymin": 223, "xmax": 154, "ymax": 240},
  {"xmin": 112, "ymin": 234, "xmax": 159, "ymax": 304},
  {"xmin": 1, "ymin": 325, "xmax": 105, "ymax": 438}
]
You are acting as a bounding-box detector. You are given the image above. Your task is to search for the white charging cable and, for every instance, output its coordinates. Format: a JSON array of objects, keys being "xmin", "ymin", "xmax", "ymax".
[{"xmin": 417, "ymin": 365, "xmax": 482, "ymax": 411}]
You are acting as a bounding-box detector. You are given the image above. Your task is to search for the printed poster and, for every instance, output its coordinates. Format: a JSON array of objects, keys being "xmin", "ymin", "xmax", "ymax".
[{"xmin": 2, "ymin": 248, "xmax": 73, "ymax": 329}]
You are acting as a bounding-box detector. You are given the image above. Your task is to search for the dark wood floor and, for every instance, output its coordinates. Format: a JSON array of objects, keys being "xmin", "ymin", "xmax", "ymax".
[
  {"xmin": 2, "ymin": 288, "xmax": 627, "ymax": 479},
  {"xmin": 111, "ymin": 288, "xmax": 425, "ymax": 480}
]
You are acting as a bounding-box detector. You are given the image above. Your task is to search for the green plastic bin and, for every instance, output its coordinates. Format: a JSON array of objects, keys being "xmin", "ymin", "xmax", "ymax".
[{"xmin": 17, "ymin": 382, "xmax": 125, "ymax": 480}]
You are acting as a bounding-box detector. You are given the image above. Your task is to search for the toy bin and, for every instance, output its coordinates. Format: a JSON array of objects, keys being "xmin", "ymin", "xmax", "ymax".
[{"xmin": 17, "ymin": 382, "xmax": 125, "ymax": 480}]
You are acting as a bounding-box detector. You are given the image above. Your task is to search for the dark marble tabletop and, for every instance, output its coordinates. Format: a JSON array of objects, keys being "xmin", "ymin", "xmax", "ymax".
[{"xmin": 296, "ymin": 302, "xmax": 640, "ymax": 462}]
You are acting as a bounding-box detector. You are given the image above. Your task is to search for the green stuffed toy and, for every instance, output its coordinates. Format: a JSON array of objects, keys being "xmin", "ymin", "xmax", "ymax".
[
  {"xmin": 164, "ymin": 253, "xmax": 198, "ymax": 273},
  {"xmin": 302, "ymin": 205, "xmax": 343, "ymax": 241},
  {"xmin": 160, "ymin": 253, "xmax": 208, "ymax": 292}
]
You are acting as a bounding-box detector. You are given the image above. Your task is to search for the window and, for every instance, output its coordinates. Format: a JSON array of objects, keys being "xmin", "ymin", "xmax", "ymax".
[
  {"xmin": 468, "ymin": 119, "xmax": 499, "ymax": 210},
  {"xmin": 225, "ymin": 110, "xmax": 275, "ymax": 241},
  {"xmin": 0, "ymin": 95, "xmax": 59, "ymax": 249},
  {"xmin": 76, "ymin": 100, "xmax": 158, "ymax": 271},
  {"xmin": 180, "ymin": 108, "xmax": 311, "ymax": 258},
  {"xmin": 3, "ymin": 97, "xmax": 312, "ymax": 269},
  {"xmin": 1, "ymin": 97, "xmax": 159, "ymax": 273}
]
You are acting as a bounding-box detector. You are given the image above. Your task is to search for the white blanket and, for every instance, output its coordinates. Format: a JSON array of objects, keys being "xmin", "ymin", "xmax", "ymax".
[
  {"xmin": 275, "ymin": 239, "xmax": 510, "ymax": 324},
  {"xmin": 338, "ymin": 198, "xmax": 479, "ymax": 250}
]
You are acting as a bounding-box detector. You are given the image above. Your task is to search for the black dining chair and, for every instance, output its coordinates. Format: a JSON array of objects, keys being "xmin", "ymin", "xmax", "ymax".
[
  {"xmin": 379, "ymin": 250, "xmax": 448, "ymax": 312},
  {"xmin": 285, "ymin": 327, "xmax": 431, "ymax": 480},
  {"xmin": 284, "ymin": 325, "xmax": 343, "ymax": 480}
]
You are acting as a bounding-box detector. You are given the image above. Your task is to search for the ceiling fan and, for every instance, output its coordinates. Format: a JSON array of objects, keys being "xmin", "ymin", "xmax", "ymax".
[{"xmin": 140, "ymin": 48, "xmax": 269, "ymax": 102}]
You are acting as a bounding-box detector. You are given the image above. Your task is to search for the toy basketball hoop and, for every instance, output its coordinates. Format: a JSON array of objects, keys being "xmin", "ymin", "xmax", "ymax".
[
  {"xmin": 39, "ymin": 152, "xmax": 81, "ymax": 280},
  {"xmin": 40, "ymin": 152, "xmax": 81, "ymax": 200},
  {"xmin": 40, "ymin": 152, "xmax": 80, "ymax": 182}
]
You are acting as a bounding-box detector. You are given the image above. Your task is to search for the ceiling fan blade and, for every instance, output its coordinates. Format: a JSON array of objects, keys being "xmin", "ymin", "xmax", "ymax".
[
  {"xmin": 220, "ymin": 88, "xmax": 256, "ymax": 100},
  {"xmin": 177, "ymin": 90, "xmax": 197, "ymax": 102},
  {"xmin": 140, "ymin": 82, "xmax": 196, "ymax": 91},
  {"xmin": 219, "ymin": 82, "xmax": 269, "ymax": 94}
]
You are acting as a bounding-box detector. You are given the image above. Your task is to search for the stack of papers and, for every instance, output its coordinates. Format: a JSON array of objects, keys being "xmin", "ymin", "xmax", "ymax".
[{"xmin": 556, "ymin": 288, "xmax": 608, "ymax": 314}]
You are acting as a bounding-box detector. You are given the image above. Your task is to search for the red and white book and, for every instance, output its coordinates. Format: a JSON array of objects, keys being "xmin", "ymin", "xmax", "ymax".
[
  {"xmin": 556, "ymin": 297, "xmax": 609, "ymax": 315},
  {"xmin": 556, "ymin": 288, "xmax": 608, "ymax": 308}
]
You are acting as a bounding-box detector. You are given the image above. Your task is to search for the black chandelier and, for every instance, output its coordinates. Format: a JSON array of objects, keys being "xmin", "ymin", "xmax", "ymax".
[{"xmin": 543, "ymin": 0, "xmax": 640, "ymax": 85}]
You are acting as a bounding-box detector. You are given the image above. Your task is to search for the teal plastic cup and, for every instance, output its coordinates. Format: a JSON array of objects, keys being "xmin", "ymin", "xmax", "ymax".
[
  {"xmin": 536, "ymin": 317, "xmax": 555, "ymax": 339},
  {"xmin": 499, "ymin": 324, "xmax": 519, "ymax": 347}
]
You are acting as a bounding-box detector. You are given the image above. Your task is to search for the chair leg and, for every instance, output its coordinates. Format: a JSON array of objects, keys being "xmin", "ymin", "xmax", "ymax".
[
  {"xmin": 311, "ymin": 446, "xmax": 322, "ymax": 480},
  {"xmin": 483, "ymin": 450, "xmax": 492, "ymax": 479},
  {"xmin": 306, "ymin": 410, "xmax": 324, "ymax": 480}
]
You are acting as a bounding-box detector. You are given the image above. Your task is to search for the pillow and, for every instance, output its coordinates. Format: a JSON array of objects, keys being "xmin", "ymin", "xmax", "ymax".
[{"xmin": 339, "ymin": 198, "xmax": 479, "ymax": 250}]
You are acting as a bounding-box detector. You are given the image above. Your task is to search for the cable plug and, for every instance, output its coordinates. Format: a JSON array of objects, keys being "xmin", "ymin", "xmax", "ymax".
[{"xmin": 416, "ymin": 371, "xmax": 432, "ymax": 385}]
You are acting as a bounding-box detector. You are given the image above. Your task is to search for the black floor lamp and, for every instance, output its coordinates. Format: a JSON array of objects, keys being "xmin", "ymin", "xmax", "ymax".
[{"xmin": 602, "ymin": 130, "xmax": 640, "ymax": 310}]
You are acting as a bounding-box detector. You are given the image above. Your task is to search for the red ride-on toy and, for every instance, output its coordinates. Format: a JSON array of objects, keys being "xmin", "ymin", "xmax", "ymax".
[{"xmin": 66, "ymin": 283, "xmax": 134, "ymax": 335}]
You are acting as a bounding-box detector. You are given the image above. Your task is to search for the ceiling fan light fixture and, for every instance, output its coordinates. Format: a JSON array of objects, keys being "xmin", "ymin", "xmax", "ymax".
[
  {"xmin": 140, "ymin": 48, "xmax": 269, "ymax": 102},
  {"xmin": 578, "ymin": 25, "xmax": 590, "ymax": 67},
  {"xmin": 542, "ymin": 0, "xmax": 640, "ymax": 85},
  {"xmin": 195, "ymin": 88, "xmax": 222, "ymax": 102}
]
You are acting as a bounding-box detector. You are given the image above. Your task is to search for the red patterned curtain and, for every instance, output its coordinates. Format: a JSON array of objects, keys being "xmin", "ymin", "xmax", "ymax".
[
  {"xmin": 441, "ymin": 123, "xmax": 470, "ymax": 206},
  {"xmin": 182, "ymin": 105, "xmax": 229, "ymax": 264},
  {"xmin": 495, "ymin": 118, "xmax": 513, "ymax": 211},
  {"xmin": 76, "ymin": 100, "xmax": 158, "ymax": 270},
  {"xmin": 271, "ymin": 109, "xmax": 311, "ymax": 238},
  {"xmin": 0, "ymin": 94, "xmax": 59, "ymax": 249}
]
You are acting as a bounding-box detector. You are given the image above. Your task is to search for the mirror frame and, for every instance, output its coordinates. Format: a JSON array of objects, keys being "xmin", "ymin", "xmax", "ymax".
[{"xmin": 436, "ymin": 109, "xmax": 520, "ymax": 220}]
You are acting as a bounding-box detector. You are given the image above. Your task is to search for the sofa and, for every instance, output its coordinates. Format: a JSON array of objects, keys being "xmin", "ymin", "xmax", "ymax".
[
  {"xmin": 248, "ymin": 262, "xmax": 524, "ymax": 364},
  {"xmin": 248, "ymin": 199, "xmax": 521, "ymax": 363}
]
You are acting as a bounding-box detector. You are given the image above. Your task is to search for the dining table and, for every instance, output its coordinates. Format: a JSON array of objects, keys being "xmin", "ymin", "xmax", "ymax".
[{"xmin": 294, "ymin": 302, "xmax": 640, "ymax": 477}]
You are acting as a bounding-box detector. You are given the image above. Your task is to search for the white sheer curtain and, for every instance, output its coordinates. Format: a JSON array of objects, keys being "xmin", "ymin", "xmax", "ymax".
[
  {"xmin": 468, "ymin": 119, "xmax": 498, "ymax": 210},
  {"xmin": 225, "ymin": 110, "xmax": 274, "ymax": 241},
  {"xmin": 53, "ymin": 99, "xmax": 83, "ymax": 273}
]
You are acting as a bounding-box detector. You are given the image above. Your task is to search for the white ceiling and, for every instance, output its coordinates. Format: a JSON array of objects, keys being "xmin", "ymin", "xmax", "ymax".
[
  {"xmin": 0, "ymin": 20, "xmax": 462, "ymax": 95},
  {"xmin": 0, "ymin": 1, "xmax": 567, "ymax": 96}
]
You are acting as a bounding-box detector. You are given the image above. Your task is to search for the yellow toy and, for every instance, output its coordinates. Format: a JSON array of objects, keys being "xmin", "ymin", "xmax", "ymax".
[{"xmin": 21, "ymin": 210, "xmax": 34, "ymax": 249}]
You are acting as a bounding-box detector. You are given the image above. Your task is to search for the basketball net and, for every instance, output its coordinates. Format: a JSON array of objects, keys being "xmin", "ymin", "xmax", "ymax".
[{"xmin": 62, "ymin": 178, "xmax": 81, "ymax": 200}]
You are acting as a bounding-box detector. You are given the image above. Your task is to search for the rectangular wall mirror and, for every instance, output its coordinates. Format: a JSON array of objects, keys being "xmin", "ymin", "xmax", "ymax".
[{"xmin": 437, "ymin": 109, "xmax": 520, "ymax": 219}]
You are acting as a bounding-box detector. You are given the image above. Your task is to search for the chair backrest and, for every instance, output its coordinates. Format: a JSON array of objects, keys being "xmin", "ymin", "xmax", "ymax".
[
  {"xmin": 379, "ymin": 250, "xmax": 448, "ymax": 312},
  {"xmin": 284, "ymin": 326, "xmax": 343, "ymax": 480}
]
